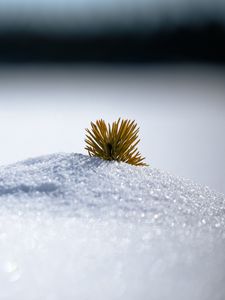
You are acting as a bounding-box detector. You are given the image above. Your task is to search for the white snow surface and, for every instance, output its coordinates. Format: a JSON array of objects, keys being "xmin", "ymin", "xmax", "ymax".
[{"xmin": 0, "ymin": 153, "xmax": 225, "ymax": 300}]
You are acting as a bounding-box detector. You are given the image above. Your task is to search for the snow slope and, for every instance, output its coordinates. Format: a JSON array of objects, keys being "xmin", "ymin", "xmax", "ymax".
[{"xmin": 0, "ymin": 153, "xmax": 224, "ymax": 300}]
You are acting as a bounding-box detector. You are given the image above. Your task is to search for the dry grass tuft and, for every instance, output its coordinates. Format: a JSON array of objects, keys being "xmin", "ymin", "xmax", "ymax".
[{"xmin": 85, "ymin": 118, "xmax": 148, "ymax": 166}]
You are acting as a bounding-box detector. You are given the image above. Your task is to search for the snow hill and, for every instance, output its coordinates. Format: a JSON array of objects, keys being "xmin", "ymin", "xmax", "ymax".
[{"xmin": 0, "ymin": 153, "xmax": 224, "ymax": 300}]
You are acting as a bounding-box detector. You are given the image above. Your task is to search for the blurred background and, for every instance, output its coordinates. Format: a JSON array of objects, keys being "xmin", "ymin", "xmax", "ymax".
[{"xmin": 0, "ymin": 0, "xmax": 225, "ymax": 193}]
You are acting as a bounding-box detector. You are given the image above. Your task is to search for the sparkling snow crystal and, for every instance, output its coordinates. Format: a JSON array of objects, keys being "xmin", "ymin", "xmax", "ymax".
[{"xmin": 0, "ymin": 153, "xmax": 224, "ymax": 300}]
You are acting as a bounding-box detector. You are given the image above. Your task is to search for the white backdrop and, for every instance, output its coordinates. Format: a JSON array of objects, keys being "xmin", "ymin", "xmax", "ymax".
[{"xmin": 0, "ymin": 65, "xmax": 224, "ymax": 193}]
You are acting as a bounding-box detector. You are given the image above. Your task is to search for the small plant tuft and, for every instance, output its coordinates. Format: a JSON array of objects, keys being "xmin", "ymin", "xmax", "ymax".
[{"xmin": 85, "ymin": 118, "xmax": 148, "ymax": 166}]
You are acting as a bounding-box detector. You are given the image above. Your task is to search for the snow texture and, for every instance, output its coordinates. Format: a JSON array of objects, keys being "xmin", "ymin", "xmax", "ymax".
[{"xmin": 0, "ymin": 153, "xmax": 224, "ymax": 300}]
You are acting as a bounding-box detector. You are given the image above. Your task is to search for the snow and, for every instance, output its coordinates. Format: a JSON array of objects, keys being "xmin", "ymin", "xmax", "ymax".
[{"xmin": 0, "ymin": 153, "xmax": 225, "ymax": 300}]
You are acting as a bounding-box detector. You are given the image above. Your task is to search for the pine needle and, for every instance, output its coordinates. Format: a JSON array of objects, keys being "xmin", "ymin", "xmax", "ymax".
[{"xmin": 85, "ymin": 118, "xmax": 148, "ymax": 166}]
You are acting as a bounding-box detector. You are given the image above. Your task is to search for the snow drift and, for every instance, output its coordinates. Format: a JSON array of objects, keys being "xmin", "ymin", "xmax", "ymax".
[{"xmin": 0, "ymin": 153, "xmax": 224, "ymax": 300}]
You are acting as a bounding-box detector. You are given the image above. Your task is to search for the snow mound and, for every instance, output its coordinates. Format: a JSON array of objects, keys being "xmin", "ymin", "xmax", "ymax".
[{"xmin": 0, "ymin": 153, "xmax": 224, "ymax": 300}]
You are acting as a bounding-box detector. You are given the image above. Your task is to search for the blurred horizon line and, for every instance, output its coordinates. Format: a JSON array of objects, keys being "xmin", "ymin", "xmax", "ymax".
[{"xmin": 0, "ymin": 21, "xmax": 225, "ymax": 64}]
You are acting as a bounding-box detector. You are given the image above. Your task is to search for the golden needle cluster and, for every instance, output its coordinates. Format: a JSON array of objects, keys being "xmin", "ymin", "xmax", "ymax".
[{"xmin": 85, "ymin": 118, "xmax": 148, "ymax": 166}]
